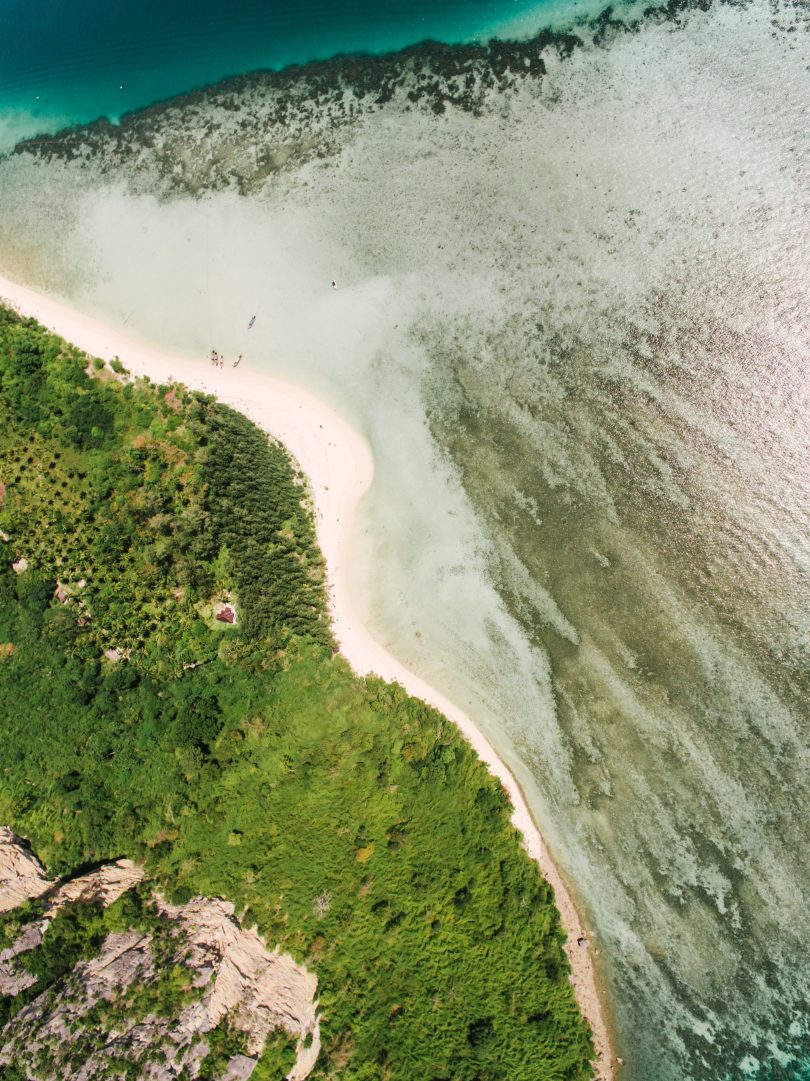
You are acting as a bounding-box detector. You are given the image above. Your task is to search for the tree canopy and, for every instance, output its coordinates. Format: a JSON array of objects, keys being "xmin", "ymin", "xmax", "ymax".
[{"xmin": 0, "ymin": 305, "xmax": 593, "ymax": 1080}]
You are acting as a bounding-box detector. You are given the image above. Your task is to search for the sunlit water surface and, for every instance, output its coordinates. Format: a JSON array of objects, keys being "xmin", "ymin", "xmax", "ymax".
[
  {"xmin": 0, "ymin": 2, "xmax": 808, "ymax": 1078},
  {"xmin": 0, "ymin": 0, "xmax": 600, "ymax": 152}
]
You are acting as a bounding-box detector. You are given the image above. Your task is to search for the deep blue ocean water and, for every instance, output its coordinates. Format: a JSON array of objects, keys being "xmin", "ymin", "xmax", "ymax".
[{"xmin": 0, "ymin": 0, "xmax": 583, "ymax": 151}]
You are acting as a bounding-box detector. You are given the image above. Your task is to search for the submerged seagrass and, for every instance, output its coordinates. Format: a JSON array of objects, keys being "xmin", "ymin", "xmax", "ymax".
[
  {"xmin": 0, "ymin": 307, "xmax": 594, "ymax": 1079},
  {"xmin": 0, "ymin": 0, "xmax": 808, "ymax": 1076}
]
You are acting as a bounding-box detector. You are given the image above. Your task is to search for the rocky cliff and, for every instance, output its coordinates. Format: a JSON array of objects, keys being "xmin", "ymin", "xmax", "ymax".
[{"xmin": 0, "ymin": 829, "xmax": 319, "ymax": 1080}]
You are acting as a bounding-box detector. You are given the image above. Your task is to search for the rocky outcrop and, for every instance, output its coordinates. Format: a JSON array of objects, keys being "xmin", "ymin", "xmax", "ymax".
[
  {"xmin": 0, "ymin": 827, "xmax": 143, "ymax": 916},
  {"xmin": 47, "ymin": 857, "xmax": 144, "ymax": 910},
  {"xmin": 0, "ymin": 832, "xmax": 320, "ymax": 1080},
  {"xmin": 0, "ymin": 828, "xmax": 50, "ymax": 914},
  {"xmin": 162, "ymin": 895, "xmax": 320, "ymax": 1080},
  {"xmin": 1, "ymin": 928, "xmax": 160, "ymax": 1077},
  {"xmin": 0, "ymin": 922, "xmax": 41, "ymax": 995}
]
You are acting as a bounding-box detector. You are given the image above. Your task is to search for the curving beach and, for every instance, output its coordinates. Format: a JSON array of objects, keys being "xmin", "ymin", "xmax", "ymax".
[{"xmin": 0, "ymin": 270, "xmax": 614, "ymax": 1079}]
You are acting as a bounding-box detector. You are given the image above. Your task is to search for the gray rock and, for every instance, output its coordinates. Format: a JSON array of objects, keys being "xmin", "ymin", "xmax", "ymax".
[{"xmin": 0, "ymin": 832, "xmax": 321, "ymax": 1080}]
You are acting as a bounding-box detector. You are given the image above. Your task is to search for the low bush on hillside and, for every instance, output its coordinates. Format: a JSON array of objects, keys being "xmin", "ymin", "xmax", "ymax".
[{"xmin": 0, "ymin": 306, "xmax": 593, "ymax": 1079}]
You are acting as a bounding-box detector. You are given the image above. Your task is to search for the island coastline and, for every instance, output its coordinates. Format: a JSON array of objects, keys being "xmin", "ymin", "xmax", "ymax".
[{"xmin": 0, "ymin": 269, "xmax": 615, "ymax": 1080}]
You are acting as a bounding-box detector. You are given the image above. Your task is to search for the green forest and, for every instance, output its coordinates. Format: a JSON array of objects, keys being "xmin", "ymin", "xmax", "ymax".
[{"xmin": 0, "ymin": 304, "xmax": 594, "ymax": 1079}]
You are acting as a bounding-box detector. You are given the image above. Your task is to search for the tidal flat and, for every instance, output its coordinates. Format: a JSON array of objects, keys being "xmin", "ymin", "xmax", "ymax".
[{"xmin": 0, "ymin": 1, "xmax": 808, "ymax": 1076}]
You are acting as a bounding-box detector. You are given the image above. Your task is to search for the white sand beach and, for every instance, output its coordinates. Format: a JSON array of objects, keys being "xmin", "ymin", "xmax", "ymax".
[{"xmin": 0, "ymin": 271, "xmax": 614, "ymax": 1079}]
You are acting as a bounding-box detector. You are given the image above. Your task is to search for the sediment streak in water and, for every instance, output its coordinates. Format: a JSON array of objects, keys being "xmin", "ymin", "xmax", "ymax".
[{"xmin": 0, "ymin": 1, "xmax": 808, "ymax": 1076}]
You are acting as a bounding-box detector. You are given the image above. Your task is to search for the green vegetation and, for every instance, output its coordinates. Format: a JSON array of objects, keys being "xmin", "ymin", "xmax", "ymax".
[
  {"xmin": 0, "ymin": 900, "xmax": 107, "ymax": 1027},
  {"xmin": 0, "ymin": 885, "xmax": 204, "ymax": 1078},
  {"xmin": 0, "ymin": 305, "xmax": 593, "ymax": 1079},
  {"xmin": 0, "ymin": 896, "xmax": 47, "ymax": 950},
  {"xmin": 0, "ymin": 306, "xmax": 327, "ymax": 670},
  {"xmin": 251, "ymin": 1031, "xmax": 300, "ymax": 1080},
  {"xmin": 197, "ymin": 1019, "xmax": 251, "ymax": 1080}
]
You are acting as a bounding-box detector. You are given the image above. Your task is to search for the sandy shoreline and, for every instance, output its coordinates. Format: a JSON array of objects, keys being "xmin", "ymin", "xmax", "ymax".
[{"xmin": 0, "ymin": 271, "xmax": 614, "ymax": 1079}]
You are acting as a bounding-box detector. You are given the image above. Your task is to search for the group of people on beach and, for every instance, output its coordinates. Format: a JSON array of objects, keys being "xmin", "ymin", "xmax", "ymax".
[
  {"xmin": 210, "ymin": 349, "xmax": 241, "ymax": 369},
  {"xmin": 207, "ymin": 314, "xmax": 256, "ymax": 369}
]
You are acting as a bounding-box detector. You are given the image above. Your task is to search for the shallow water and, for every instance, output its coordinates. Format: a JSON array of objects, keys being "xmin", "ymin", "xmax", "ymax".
[
  {"xmin": 0, "ymin": 0, "xmax": 601, "ymax": 152},
  {"xmin": 0, "ymin": 2, "xmax": 808, "ymax": 1078}
]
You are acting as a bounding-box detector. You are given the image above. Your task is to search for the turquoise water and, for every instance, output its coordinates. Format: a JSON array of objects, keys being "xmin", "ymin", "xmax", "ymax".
[
  {"xmin": 0, "ymin": 0, "xmax": 587, "ymax": 151},
  {"xmin": 1, "ymin": 1, "xmax": 808, "ymax": 1078}
]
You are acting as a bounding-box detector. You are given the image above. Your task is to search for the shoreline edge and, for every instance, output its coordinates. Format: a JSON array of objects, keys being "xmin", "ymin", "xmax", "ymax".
[{"xmin": 0, "ymin": 271, "xmax": 615, "ymax": 1080}]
